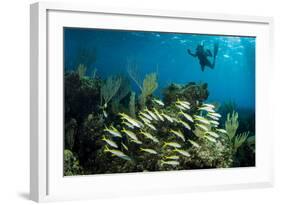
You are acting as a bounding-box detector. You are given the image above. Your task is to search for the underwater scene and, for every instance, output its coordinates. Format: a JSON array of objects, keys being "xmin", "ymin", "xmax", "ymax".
[{"xmin": 63, "ymin": 27, "xmax": 255, "ymax": 176}]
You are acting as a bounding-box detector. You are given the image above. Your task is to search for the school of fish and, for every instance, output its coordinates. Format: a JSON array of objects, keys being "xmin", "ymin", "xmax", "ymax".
[{"xmin": 101, "ymin": 98, "xmax": 227, "ymax": 167}]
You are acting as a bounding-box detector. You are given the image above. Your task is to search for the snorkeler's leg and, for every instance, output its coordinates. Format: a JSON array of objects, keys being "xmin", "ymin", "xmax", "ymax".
[
  {"xmin": 200, "ymin": 64, "xmax": 205, "ymax": 71},
  {"xmin": 214, "ymin": 42, "xmax": 219, "ymax": 57},
  {"xmin": 205, "ymin": 59, "xmax": 214, "ymax": 69},
  {"xmin": 211, "ymin": 56, "xmax": 216, "ymax": 69},
  {"xmin": 210, "ymin": 42, "xmax": 219, "ymax": 69},
  {"xmin": 205, "ymin": 56, "xmax": 216, "ymax": 69},
  {"xmin": 206, "ymin": 49, "xmax": 212, "ymax": 57}
]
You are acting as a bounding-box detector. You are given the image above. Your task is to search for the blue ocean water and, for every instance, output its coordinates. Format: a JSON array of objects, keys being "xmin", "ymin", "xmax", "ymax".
[{"xmin": 64, "ymin": 28, "xmax": 255, "ymax": 111}]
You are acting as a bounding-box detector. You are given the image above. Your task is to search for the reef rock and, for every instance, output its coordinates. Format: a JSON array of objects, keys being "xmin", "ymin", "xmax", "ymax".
[{"xmin": 163, "ymin": 82, "xmax": 209, "ymax": 106}]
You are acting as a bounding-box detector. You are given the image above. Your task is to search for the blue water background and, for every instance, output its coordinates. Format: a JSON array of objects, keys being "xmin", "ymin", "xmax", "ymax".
[{"xmin": 64, "ymin": 28, "xmax": 255, "ymax": 110}]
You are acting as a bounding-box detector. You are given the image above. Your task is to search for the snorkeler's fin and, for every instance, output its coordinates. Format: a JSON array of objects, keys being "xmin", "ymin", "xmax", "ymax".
[{"xmin": 214, "ymin": 42, "xmax": 219, "ymax": 58}]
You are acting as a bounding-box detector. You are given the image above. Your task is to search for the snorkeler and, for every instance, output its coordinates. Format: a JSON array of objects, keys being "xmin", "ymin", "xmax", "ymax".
[{"xmin": 187, "ymin": 41, "xmax": 219, "ymax": 71}]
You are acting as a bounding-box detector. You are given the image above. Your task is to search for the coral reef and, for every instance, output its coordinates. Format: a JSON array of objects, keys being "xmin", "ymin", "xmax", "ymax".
[
  {"xmin": 99, "ymin": 97, "xmax": 233, "ymax": 172},
  {"xmin": 64, "ymin": 72, "xmax": 101, "ymax": 123},
  {"xmin": 127, "ymin": 60, "xmax": 158, "ymax": 109},
  {"xmin": 63, "ymin": 69, "xmax": 255, "ymax": 175},
  {"xmin": 225, "ymin": 111, "xmax": 239, "ymax": 140},
  {"xmin": 139, "ymin": 73, "xmax": 158, "ymax": 109},
  {"xmin": 129, "ymin": 92, "xmax": 136, "ymax": 118},
  {"xmin": 111, "ymin": 77, "xmax": 131, "ymax": 114},
  {"xmin": 223, "ymin": 111, "xmax": 254, "ymax": 166},
  {"xmin": 77, "ymin": 64, "xmax": 87, "ymax": 78},
  {"xmin": 163, "ymin": 82, "xmax": 209, "ymax": 106},
  {"xmin": 100, "ymin": 75, "xmax": 122, "ymax": 109},
  {"xmin": 64, "ymin": 149, "xmax": 83, "ymax": 176},
  {"xmin": 65, "ymin": 118, "xmax": 77, "ymax": 150}
]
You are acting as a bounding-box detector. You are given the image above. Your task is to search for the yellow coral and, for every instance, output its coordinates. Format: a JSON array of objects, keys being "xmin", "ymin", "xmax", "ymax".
[
  {"xmin": 129, "ymin": 92, "xmax": 136, "ymax": 118},
  {"xmin": 127, "ymin": 60, "xmax": 158, "ymax": 109},
  {"xmin": 77, "ymin": 64, "xmax": 87, "ymax": 78},
  {"xmin": 139, "ymin": 73, "xmax": 158, "ymax": 108},
  {"xmin": 225, "ymin": 111, "xmax": 239, "ymax": 140},
  {"xmin": 100, "ymin": 76, "xmax": 122, "ymax": 107},
  {"xmin": 224, "ymin": 111, "xmax": 248, "ymax": 153}
]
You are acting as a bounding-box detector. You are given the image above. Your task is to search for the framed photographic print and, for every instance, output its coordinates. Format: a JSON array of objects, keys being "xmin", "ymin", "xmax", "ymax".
[{"xmin": 30, "ymin": 2, "xmax": 274, "ymax": 202}]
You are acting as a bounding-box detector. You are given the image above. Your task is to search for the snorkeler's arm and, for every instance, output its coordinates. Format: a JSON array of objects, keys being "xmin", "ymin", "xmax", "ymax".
[{"xmin": 187, "ymin": 49, "xmax": 197, "ymax": 57}]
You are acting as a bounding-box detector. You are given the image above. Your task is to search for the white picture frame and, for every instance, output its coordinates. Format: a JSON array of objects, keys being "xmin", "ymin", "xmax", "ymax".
[{"xmin": 30, "ymin": 2, "xmax": 274, "ymax": 202}]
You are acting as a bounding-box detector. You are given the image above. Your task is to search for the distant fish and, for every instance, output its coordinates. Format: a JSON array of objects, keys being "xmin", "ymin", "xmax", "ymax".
[
  {"xmin": 104, "ymin": 125, "xmax": 122, "ymax": 138},
  {"xmin": 163, "ymin": 142, "xmax": 182, "ymax": 149},
  {"xmin": 209, "ymin": 120, "xmax": 219, "ymax": 126},
  {"xmin": 164, "ymin": 155, "xmax": 180, "ymax": 160},
  {"xmin": 198, "ymin": 106, "xmax": 215, "ymax": 113},
  {"xmin": 102, "ymin": 136, "xmax": 118, "ymax": 148},
  {"xmin": 176, "ymin": 100, "xmax": 191, "ymax": 110},
  {"xmin": 153, "ymin": 108, "xmax": 164, "ymax": 121},
  {"xmin": 139, "ymin": 111, "xmax": 153, "ymax": 121},
  {"xmin": 119, "ymin": 113, "xmax": 143, "ymax": 128},
  {"xmin": 104, "ymin": 146, "xmax": 131, "ymax": 161},
  {"xmin": 152, "ymin": 99, "xmax": 165, "ymax": 106},
  {"xmin": 176, "ymin": 104, "xmax": 188, "ymax": 110},
  {"xmin": 144, "ymin": 108, "xmax": 158, "ymax": 121},
  {"xmin": 161, "ymin": 112, "xmax": 174, "ymax": 123},
  {"xmin": 216, "ymin": 128, "xmax": 227, "ymax": 134},
  {"xmin": 223, "ymin": 54, "xmax": 230, "ymax": 58},
  {"xmin": 131, "ymin": 139, "xmax": 143, "ymax": 145},
  {"xmin": 202, "ymin": 103, "xmax": 215, "ymax": 109},
  {"xmin": 195, "ymin": 123, "xmax": 209, "ymax": 132},
  {"xmin": 205, "ymin": 131, "xmax": 220, "ymax": 138},
  {"xmin": 121, "ymin": 128, "xmax": 139, "ymax": 141},
  {"xmin": 160, "ymin": 160, "xmax": 179, "ymax": 166},
  {"xmin": 174, "ymin": 149, "xmax": 191, "ymax": 157},
  {"xmin": 203, "ymin": 134, "xmax": 216, "ymax": 143},
  {"xmin": 138, "ymin": 115, "xmax": 152, "ymax": 124},
  {"xmin": 207, "ymin": 114, "xmax": 219, "ymax": 121},
  {"xmin": 179, "ymin": 111, "xmax": 193, "ymax": 123},
  {"xmin": 188, "ymin": 139, "xmax": 200, "ymax": 148},
  {"xmin": 140, "ymin": 131, "xmax": 159, "ymax": 143},
  {"xmin": 121, "ymin": 142, "xmax": 129, "ymax": 151},
  {"xmin": 194, "ymin": 115, "xmax": 210, "ymax": 125},
  {"xmin": 122, "ymin": 120, "xmax": 135, "ymax": 129},
  {"xmin": 144, "ymin": 122, "xmax": 157, "ymax": 131},
  {"xmin": 178, "ymin": 119, "xmax": 191, "ymax": 130},
  {"xmin": 170, "ymin": 129, "xmax": 185, "ymax": 142},
  {"xmin": 140, "ymin": 148, "xmax": 158, "ymax": 155},
  {"xmin": 208, "ymin": 112, "xmax": 221, "ymax": 118},
  {"xmin": 180, "ymin": 100, "xmax": 191, "ymax": 105},
  {"xmin": 103, "ymin": 110, "xmax": 108, "ymax": 118}
]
